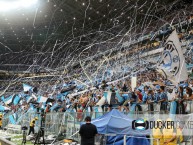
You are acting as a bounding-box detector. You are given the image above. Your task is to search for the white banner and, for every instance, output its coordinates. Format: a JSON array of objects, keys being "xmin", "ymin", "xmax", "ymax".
[
  {"xmin": 131, "ymin": 76, "xmax": 137, "ymax": 91},
  {"xmin": 157, "ymin": 30, "xmax": 188, "ymax": 85}
]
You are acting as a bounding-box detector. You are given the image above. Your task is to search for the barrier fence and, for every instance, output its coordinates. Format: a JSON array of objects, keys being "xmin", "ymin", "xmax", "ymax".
[
  {"xmin": 1, "ymin": 100, "xmax": 193, "ymax": 144},
  {"xmin": 44, "ymin": 111, "xmax": 107, "ymax": 141}
]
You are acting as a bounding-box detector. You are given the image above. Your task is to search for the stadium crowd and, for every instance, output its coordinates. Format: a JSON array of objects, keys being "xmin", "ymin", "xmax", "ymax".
[
  {"xmin": 1, "ymin": 71, "xmax": 192, "ymax": 118},
  {"xmin": 0, "ymin": 18, "xmax": 193, "ymax": 126}
]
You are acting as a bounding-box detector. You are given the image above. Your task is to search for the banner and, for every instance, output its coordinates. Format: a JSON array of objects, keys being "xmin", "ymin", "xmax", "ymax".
[
  {"xmin": 131, "ymin": 76, "xmax": 137, "ymax": 91},
  {"xmin": 23, "ymin": 83, "xmax": 33, "ymax": 92},
  {"xmin": 157, "ymin": 30, "xmax": 188, "ymax": 85}
]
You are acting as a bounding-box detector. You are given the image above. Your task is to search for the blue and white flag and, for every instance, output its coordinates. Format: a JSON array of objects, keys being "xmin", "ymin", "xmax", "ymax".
[
  {"xmin": 157, "ymin": 30, "xmax": 188, "ymax": 85},
  {"xmin": 50, "ymin": 103, "xmax": 61, "ymax": 111},
  {"xmin": 0, "ymin": 105, "xmax": 11, "ymax": 111},
  {"xmin": 23, "ymin": 83, "xmax": 33, "ymax": 92},
  {"xmin": 26, "ymin": 95, "xmax": 32, "ymax": 103},
  {"xmin": 37, "ymin": 96, "xmax": 48, "ymax": 103},
  {"xmin": 27, "ymin": 93, "xmax": 37, "ymax": 103},
  {"xmin": 41, "ymin": 102, "xmax": 46, "ymax": 109},
  {"xmin": 32, "ymin": 93, "xmax": 37, "ymax": 100},
  {"xmin": 29, "ymin": 103, "xmax": 35, "ymax": 110},
  {"xmin": 2, "ymin": 95, "xmax": 13, "ymax": 105},
  {"xmin": 13, "ymin": 95, "xmax": 20, "ymax": 105}
]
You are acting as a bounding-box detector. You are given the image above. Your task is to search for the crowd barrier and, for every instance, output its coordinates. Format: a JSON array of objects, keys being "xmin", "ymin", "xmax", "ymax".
[
  {"xmin": 1, "ymin": 100, "xmax": 193, "ymax": 144},
  {"xmin": 44, "ymin": 111, "xmax": 107, "ymax": 142}
]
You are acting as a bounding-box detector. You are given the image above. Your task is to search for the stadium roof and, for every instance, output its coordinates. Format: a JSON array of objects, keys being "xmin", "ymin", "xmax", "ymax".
[{"xmin": 0, "ymin": 0, "xmax": 192, "ymax": 72}]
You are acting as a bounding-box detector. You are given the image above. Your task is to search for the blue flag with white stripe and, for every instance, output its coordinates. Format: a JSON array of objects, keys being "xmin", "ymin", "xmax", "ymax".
[
  {"xmin": 13, "ymin": 95, "xmax": 20, "ymax": 105},
  {"xmin": 23, "ymin": 83, "xmax": 33, "ymax": 92},
  {"xmin": 2, "ymin": 95, "xmax": 13, "ymax": 105},
  {"xmin": 0, "ymin": 105, "xmax": 11, "ymax": 111},
  {"xmin": 50, "ymin": 103, "xmax": 61, "ymax": 112}
]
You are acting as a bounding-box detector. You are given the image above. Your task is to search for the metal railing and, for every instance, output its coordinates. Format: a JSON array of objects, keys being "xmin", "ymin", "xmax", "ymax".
[
  {"xmin": 44, "ymin": 111, "xmax": 107, "ymax": 142},
  {"xmin": 1, "ymin": 100, "xmax": 193, "ymax": 144}
]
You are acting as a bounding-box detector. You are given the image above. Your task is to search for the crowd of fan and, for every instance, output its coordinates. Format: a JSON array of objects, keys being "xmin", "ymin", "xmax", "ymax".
[{"xmin": 2, "ymin": 71, "xmax": 192, "ymax": 123}]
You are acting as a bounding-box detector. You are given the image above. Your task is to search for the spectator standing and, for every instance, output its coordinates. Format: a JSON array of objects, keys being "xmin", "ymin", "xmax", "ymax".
[
  {"xmin": 79, "ymin": 116, "xmax": 98, "ymax": 145},
  {"xmin": 159, "ymin": 86, "xmax": 168, "ymax": 113}
]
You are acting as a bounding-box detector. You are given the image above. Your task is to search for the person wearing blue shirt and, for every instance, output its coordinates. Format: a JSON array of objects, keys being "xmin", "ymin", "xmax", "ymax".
[
  {"xmin": 142, "ymin": 86, "xmax": 149, "ymax": 103},
  {"xmin": 158, "ymin": 86, "xmax": 168, "ymax": 113},
  {"xmin": 143, "ymin": 89, "xmax": 154, "ymax": 103},
  {"xmin": 142, "ymin": 93, "xmax": 148, "ymax": 103},
  {"xmin": 118, "ymin": 93, "xmax": 129, "ymax": 111},
  {"xmin": 154, "ymin": 85, "xmax": 161, "ymax": 103},
  {"xmin": 121, "ymin": 92, "xmax": 137, "ymax": 113},
  {"xmin": 142, "ymin": 88, "xmax": 154, "ymax": 112},
  {"xmin": 146, "ymin": 89, "xmax": 155, "ymax": 112}
]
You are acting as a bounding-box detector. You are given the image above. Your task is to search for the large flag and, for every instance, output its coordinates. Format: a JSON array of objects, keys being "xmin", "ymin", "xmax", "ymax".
[{"xmin": 157, "ymin": 30, "xmax": 188, "ymax": 85}]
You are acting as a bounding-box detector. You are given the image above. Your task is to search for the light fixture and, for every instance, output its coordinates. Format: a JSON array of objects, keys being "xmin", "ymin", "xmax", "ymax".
[{"xmin": 0, "ymin": 0, "xmax": 38, "ymax": 12}]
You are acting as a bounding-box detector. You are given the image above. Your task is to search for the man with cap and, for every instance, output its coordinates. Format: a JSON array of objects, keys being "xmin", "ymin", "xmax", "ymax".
[
  {"xmin": 79, "ymin": 116, "xmax": 98, "ymax": 145},
  {"xmin": 28, "ymin": 117, "xmax": 38, "ymax": 135}
]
